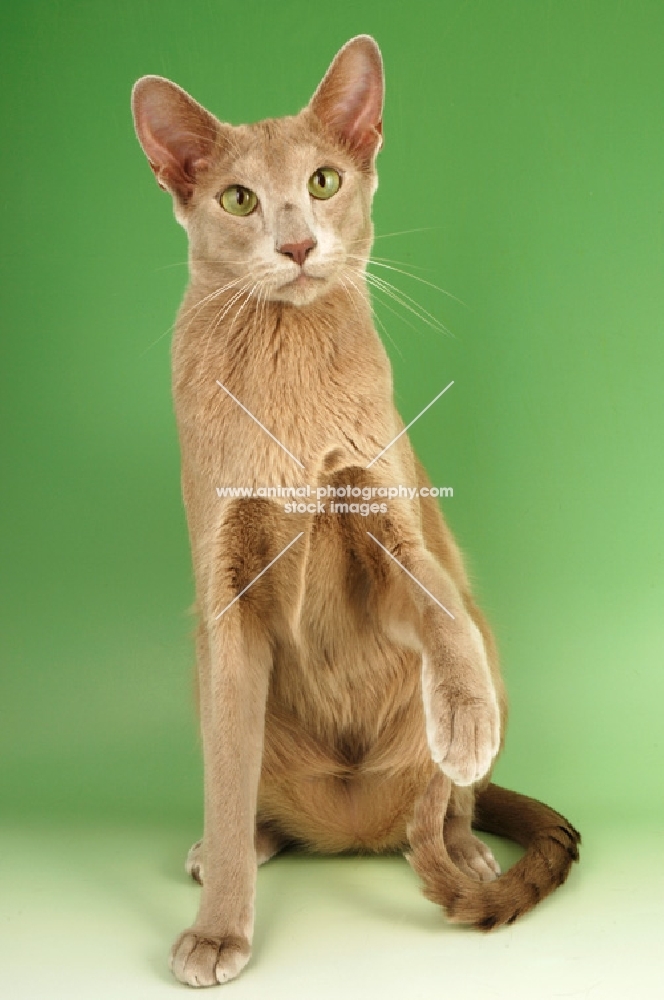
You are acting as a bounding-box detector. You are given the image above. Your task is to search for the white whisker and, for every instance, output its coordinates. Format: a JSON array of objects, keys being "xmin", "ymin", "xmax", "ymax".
[
  {"xmin": 347, "ymin": 254, "xmax": 465, "ymax": 307},
  {"xmin": 341, "ymin": 270, "xmax": 404, "ymax": 360},
  {"xmin": 200, "ymin": 281, "xmax": 254, "ymax": 371},
  {"xmin": 361, "ymin": 270, "xmax": 451, "ymax": 337},
  {"xmin": 349, "ymin": 226, "xmax": 441, "ymax": 246},
  {"xmin": 361, "ymin": 279, "xmax": 423, "ymax": 338},
  {"xmin": 366, "ymin": 254, "xmax": 432, "ymax": 271},
  {"xmin": 138, "ymin": 276, "xmax": 244, "ymax": 358},
  {"xmin": 251, "ymin": 281, "xmax": 267, "ymax": 347},
  {"xmin": 230, "ymin": 283, "xmax": 258, "ymax": 335}
]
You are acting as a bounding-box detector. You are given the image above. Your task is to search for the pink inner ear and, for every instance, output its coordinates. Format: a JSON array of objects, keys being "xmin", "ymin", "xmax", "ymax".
[
  {"xmin": 184, "ymin": 155, "xmax": 210, "ymax": 179},
  {"xmin": 348, "ymin": 79, "xmax": 383, "ymax": 148},
  {"xmin": 132, "ymin": 76, "xmax": 220, "ymax": 199},
  {"xmin": 310, "ymin": 37, "xmax": 384, "ymax": 163}
]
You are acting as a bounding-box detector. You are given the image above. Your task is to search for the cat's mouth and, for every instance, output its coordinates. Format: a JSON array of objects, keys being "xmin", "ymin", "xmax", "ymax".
[{"xmin": 282, "ymin": 272, "xmax": 325, "ymax": 289}]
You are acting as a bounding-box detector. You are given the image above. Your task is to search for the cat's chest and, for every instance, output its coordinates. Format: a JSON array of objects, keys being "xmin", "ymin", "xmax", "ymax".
[{"xmin": 174, "ymin": 332, "xmax": 396, "ymax": 486}]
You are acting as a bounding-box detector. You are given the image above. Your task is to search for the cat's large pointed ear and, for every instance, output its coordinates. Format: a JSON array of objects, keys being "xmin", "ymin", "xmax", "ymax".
[
  {"xmin": 309, "ymin": 35, "xmax": 384, "ymax": 167},
  {"xmin": 131, "ymin": 76, "xmax": 222, "ymax": 202}
]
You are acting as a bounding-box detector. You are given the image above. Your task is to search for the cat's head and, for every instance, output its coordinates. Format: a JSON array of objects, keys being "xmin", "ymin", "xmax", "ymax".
[{"xmin": 131, "ymin": 35, "xmax": 383, "ymax": 307}]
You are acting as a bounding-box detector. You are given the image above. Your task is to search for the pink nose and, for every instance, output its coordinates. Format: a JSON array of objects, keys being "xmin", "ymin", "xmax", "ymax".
[{"xmin": 277, "ymin": 239, "xmax": 316, "ymax": 267}]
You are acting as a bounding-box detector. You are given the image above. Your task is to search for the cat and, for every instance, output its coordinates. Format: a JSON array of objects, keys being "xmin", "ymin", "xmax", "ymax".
[{"xmin": 131, "ymin": 34, "xmax": 581, "ymax": 988}]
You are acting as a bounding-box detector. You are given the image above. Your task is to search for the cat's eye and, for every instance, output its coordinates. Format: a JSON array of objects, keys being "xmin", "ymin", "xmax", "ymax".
[
  {"xmin": 220, "ymin": 185, "xmax": 258, "ymax": 216},
  {"xmin": 308, "ymin": 167, "xmax": 341, "ymax": 200}
]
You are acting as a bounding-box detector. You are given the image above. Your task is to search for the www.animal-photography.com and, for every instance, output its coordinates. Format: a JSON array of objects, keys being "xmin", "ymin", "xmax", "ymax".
[{"xmin": 2, "ymin": 2, "xmax": 663, "ymax": 998}]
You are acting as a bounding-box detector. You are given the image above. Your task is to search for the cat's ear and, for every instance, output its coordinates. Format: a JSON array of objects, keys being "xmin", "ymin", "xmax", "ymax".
[
  {"xmin": 309, "ymin": 35, "xmax": 384, "ymax": 167},
  {"xmin": 131, "ymin": 76, "xmax": 222, "ymax": 202}
]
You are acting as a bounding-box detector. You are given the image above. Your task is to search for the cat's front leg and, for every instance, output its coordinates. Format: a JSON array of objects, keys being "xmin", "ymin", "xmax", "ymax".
[
  {"xmin": 420, "ymin": 594, "xmax": 501, "ymax": 786},
  {"xmin": 382, "ymin": 540, "xmax": 501, "ymax": 786},
  {"xmin": 170, "ymin": 609, "xmax": 272, "ymax": 988}
]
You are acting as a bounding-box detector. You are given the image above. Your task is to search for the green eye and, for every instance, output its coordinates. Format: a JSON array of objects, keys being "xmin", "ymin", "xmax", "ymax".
[
  {"xmin": 220, "ymin": 185, "xmax": 258, "ymax": 216},
  {"xmin": 308, "ymin": 167, "xmax": 341, "ymax": 200}
]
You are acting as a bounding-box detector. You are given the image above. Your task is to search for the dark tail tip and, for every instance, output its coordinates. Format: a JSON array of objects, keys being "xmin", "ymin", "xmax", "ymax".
[{"xmin": 407, "ymin": 776, "xmax": 582, "ymax": 931}]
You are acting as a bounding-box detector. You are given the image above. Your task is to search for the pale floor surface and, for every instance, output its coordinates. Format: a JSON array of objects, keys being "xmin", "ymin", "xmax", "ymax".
[{"xmin": 1, "ymin": 821, "xmax": 662, "ymax": 999}]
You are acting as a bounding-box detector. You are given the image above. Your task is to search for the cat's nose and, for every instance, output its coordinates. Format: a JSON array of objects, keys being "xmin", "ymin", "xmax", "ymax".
[{"xmin": 277, "ymin": 238, "xmax": 316, "ymax": 267}]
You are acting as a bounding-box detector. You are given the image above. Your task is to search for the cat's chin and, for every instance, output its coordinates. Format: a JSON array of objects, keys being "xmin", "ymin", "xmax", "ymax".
[{"xmin": 271, "ymin": 273, "xmax": 329, "ymax": 307}]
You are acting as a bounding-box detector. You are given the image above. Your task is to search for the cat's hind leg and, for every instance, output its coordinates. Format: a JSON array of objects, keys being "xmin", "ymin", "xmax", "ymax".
[
  {"xmin": 186, "ymin": 823, "xmax": 287, "ymax": 884},
  {"xmin": 406, "ymin": 780, "xmax": 500, "ymax": 884},
  {"xmin": 441, "ymin": 782, "xmax": 500, "ymax": 881}
]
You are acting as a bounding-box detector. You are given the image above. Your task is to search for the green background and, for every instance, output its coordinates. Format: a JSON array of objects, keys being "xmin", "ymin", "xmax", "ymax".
[{"xmin": 2, "ymin": 1, "xmax": 663, "ymax": 996}]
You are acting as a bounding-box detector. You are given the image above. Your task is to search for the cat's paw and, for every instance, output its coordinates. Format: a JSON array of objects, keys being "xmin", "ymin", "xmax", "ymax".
[
  {"xmin": 170, "ymin": 930, "xmax": 251, "ymax": 987},
  {"xmin": 425, "ymin": 689, "xmax": 500, "ymax": 786},
  {"xmin": 446, "ymin": 825, "xmax": 501, "ymax": 881}
]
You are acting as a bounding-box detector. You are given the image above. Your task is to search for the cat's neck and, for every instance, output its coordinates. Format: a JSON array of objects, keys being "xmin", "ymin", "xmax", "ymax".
[
  {"xmin": 176, "ymin": 274, "xmax": 384, "ymax": 371},
  {"xmin": 171, "ymin": 272, "xmax": 396, "ymax": 482}
]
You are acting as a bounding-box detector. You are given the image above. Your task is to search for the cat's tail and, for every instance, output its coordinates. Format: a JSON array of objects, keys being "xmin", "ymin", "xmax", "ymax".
[{"xmin": 405, "ymin": 771, "xmax": 581, "ymax": 930}]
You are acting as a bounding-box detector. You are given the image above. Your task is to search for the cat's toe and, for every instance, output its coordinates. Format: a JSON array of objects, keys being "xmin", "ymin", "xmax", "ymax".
[
  {"xmin": 475, "ymin": 838, "xmax": 502, "ymax": 878},
  {"xmin": 170, "ymin": 930, "xmax": 251, "ymax": 987},
  {"xmin": 185, "ymin": 839, "xmax": 204, "ymax": 884}
]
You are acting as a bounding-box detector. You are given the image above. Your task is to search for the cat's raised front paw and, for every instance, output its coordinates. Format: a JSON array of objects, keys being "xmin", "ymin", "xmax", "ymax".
[
  {"xmin": 425, "ymin": 688, "xmax": 500, "ymax": 786},
  {"xmin": 170, "ymin": 929, "xmax": 251, "ymax": 987}
]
